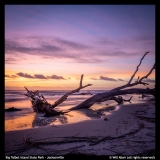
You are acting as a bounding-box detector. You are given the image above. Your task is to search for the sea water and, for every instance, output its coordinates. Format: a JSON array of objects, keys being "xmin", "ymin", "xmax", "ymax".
[{"xmin": 5, "ymin": 89, "xmax": 149, "ymax": 131}]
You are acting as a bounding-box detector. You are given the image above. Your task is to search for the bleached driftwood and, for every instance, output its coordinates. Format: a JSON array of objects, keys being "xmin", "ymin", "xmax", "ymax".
[
  {"xmin": 24, "ymin": 52, "xmax": 155, "ymax": 116},
  {"xmin": 69, "ymin": 51, "xmax": 155, "ymax": 110},
  {"xmin": 51, "ymin": 74, "xmax": 92, "ymax": 108},
  {"xmin": 24, "ymin": 75, "xmax": 92, "ymax": 116}
]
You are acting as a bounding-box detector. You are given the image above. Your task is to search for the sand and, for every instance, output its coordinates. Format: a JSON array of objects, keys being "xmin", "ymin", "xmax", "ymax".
[{"xmin": 5, "ymin": 100, "xmax": 155, "ymax": 156}]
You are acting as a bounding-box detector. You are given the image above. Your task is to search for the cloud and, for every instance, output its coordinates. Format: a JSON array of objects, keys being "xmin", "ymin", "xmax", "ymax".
[
  {"xmin": 5, "ymin": 36, "xmax": 93, "ymax": 62},
  {"xmin": 5, "ymin": 58, "xmax": 17, "ymax": 64},
  {"xmin": 5, "ymin": 75, "xmax": 18, "ymax": 79},
  {"xmin": 91, "ymin": 76, "xmax": 125, "ymax": 82},
  {"xmin": 55, "ymin": 38, "xmax": 90, "ymax": 49},
  {"xmin": 100, "ymin": 76, "xmax": 117, "ymax": 81},
  {"xmin": 17, "ymin": 72, "xmax": 34, "ymax": 78},
  {"xmin": 5, "ymin": 35, "xmax": 155, "ymax": 64},
  {"xmin": 15, "ymin": 72, "xmax": 66, "ymax": 80},
  {"xmin": 5, "ymin": 75, "xmax": 10, "ymax": 78},
  {"xmin": 91, "ymin": 76, "xmax": 117, "ymax": 81},
  {"xmin": 118, "ymin": 78, "xmax": 124, "ymax": 81},
  {"xmin": 48, "ymin": 75, "xmax": 65, "ymax": 80},
  {"xmin": 91, "ymin": 77, "xmax": 99, "ymax": 80},
  {"xmin": 34, "ymin": 74, "xmax": 47, "ymax": 79},
  {"xmin": 134, "ymin": 35, "xmax": 155, "ymax": 42},
  {"xmin": 93, "ymin": 35, "xmax": 155, "ymax": 57},
  {"xmin": 5, "ymin": 36, "xmax": 90, "ymax": 56},
  {"xmin": 5, "ymin": 38, "xmax": 62, "ymax": 55},
  {"xmin": 40, "ymin": 43, "xmax": 63, "ymax": 52},
  {"xmin": 95, "ymin": 37, "xmax": 117, "ymax": 45},
  {"xmin": 143, "ymin": 78, "xmax": 155, "ymax": 83}
]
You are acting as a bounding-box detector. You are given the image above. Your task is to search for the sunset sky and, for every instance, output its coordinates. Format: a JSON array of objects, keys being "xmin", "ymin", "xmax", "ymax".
[{"xmin": 5, "ymin": 5, "xmax": 155, "ymax": 90}]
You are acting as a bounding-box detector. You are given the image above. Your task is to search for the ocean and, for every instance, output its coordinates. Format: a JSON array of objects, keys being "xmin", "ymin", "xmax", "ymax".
[{"xmin": 5, "ymin": 89, "xmax": 147, "ymax": 131}]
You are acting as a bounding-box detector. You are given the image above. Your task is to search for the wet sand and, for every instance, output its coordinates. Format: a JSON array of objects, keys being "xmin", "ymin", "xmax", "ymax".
[
  {"xmin": 5, "ymin": 99, "xmax": 119, "ymax": 131},
  {"xmin": 5, "ymin": 100, "xmax": 155, "ymax": 156}
]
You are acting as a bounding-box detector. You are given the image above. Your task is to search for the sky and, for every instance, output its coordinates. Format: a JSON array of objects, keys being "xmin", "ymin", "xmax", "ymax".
[{"xmin": 5, "ymin": 5, "xmax": 155, "ymax": 90}]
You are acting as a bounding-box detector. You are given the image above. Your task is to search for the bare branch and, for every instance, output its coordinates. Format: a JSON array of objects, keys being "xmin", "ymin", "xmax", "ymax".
[
  {"xmin": 128, "ymin": 51, "xmax": 149, "ymax": 84},
  {"xmin": 139, "ymin": 81, "xmax": 149, "ymax": 86},
  {"xmin": 24, "ymin": 51, "xmax": 155, "ymax": 117},
  {"xmin": 24, "ymin": 87, "xmax": 32, "ymax": 97},
  {"xmin": 80, "ymin": 74, "xmax": 83, "ymax": 87},
  {"xmin": 135, "ymin": 76, "xmax": 140, "ymax": 82},
  {"xmin": 110, "ymin": 52, "xmax": 154, "ymax": 91},
  {"xmin": 123, "ymin": 96, "xmax": 133, "ymax": 103},
  {"xmin": 51, "ymin": 74, "xmax": 92, "ymax": 108},
  {"xmin": 109, "ymin": 96, "xmax": 123, "ymax": 104},
  {"xmin": 99, "ymin": 95, "xmax": 133, "ymax": 104},
  {"xmin": 153, "ymin": 64, "xmax": 156, "ymax": 69},
  {"xmin": 139, "ymin": 63, "xmax": 155, "ymax": 82}
]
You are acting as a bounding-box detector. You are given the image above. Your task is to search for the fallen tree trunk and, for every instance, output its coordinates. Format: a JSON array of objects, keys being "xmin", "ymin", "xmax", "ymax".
[
  {"xmin": 100, "ymin": 95, "xmax": 133, "ymax": 104},
  {"xmin": 24, "ymin": 74, "xmax": 92, "ymax": 116},
  {"xmin": 69, "ymin": 88, "xmax": 154, "ymax": 111},
  {"xmin": 24, "ymin": 51, "xmax": 155, "ymax": 117}
]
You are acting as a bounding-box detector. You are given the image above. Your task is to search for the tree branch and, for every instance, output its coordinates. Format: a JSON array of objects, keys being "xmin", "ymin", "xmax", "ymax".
[
  {"xmin": 80, "ymin": 74, "xmax": 83, "ymax": 87},
  {"xmin": 135, "ymin": 76, "xmax": 140, "ymax": 83},
  {"xmin": 139, "ymin": 63, "xmax": 155, "ymax": 82},
  {"xmin": 24, "ymin": 51, "xmax": 155, "ymax": 117},
  {"xmin": 110, "ymin": 52, "xmax": 155, "ymax": 91},
  {"xmin": 123, "ymin": 96, "xmax": 133, "ymax": 103},
  {"xmin": 24, "ymin": 75, "xmax": 92, "ymax": 116},
  {"xmin": 128, "ymin": 51, "xmax": 149, "ymax": 84},
  {"xmin": 69, "ymin": 88, "xmax": 155, "ymax": 110},
  {"xmin": 51, "ymin": 74, "xmax": 92, "ymax": 108}
]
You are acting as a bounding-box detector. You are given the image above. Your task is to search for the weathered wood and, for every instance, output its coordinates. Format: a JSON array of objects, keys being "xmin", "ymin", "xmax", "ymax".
[
  {"xmin": 128, "ymin": 51, "xmax": 149, "ymax": 84},
  {"xmin": 24, "ymin": 52, "xmax": 155, "ymax": 117},
  {"xmin": 110, "ymin": 52, "xmax": 155, "ymax": 91},
  {"xmin": 51, "ymin": 74, "xmax": 92, "ymax": 108},
  {"xmin": 69, "ymin": 88, "xmax": 155, "ymax": 111},
  {"xmin": 24, "ymin": 75, "xmax": 92, "ymax": 116},
  {"xmin": 24, "ymin": 87, "xmax": 63, "ymax": 116}
]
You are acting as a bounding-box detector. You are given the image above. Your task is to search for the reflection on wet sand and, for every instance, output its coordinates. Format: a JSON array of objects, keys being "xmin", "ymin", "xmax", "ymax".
[
  {"xmin": 5, "ymin": 100, "xmax": 121, "ymax": 131},
  {"xmin": 5, "ymin": 113, "xmax": 35, "ymax": 131},
  {"xmin": 32, "ymin": 103, "xmax": 119, "ymax": 127},
  {"xmin": 5, "ymin": 94, "xmax": 147, "ymax": 131}
]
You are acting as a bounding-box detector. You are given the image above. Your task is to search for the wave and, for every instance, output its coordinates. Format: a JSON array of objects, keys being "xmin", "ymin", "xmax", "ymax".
[{"xmin": 5, "ymin": 90, "xmax": 107, "ymax": 102}]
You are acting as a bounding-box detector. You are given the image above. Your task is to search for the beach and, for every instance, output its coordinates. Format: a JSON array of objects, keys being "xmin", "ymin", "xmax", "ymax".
[
  {"xmin": 5, "ymin": 4, "xmax": 155, "ymax": 158},
  {"xmin": 5, "ymin": 96, "xmax": 155, "ymax": 156}
]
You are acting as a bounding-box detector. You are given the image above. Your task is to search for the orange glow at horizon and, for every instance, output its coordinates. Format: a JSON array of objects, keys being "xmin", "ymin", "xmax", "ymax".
[{"xmin": 5, "ymin": 69, "xmax": 155, "ymax": 90}]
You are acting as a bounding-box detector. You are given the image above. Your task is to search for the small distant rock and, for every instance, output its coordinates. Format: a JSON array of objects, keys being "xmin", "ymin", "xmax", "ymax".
[
  {"xmin": 104, "ymin": 117, "xmax": 108, "ymax": 121},
  {"xmin": 5, "ymin": 107, "xmax": 22, "ymax": 112}
]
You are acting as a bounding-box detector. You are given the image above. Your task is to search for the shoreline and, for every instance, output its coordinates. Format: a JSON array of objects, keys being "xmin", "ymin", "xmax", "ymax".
[
  {"xmin": 5, "ymin": 100, "xmax": 155, "ymax": 155},
  {"xmin": 4, "ymin": 100, "xmax": 119, "ymax": 131},
  {"xmin": 5, "ymin": 94, "xmax": 152, "ymax": 132}
]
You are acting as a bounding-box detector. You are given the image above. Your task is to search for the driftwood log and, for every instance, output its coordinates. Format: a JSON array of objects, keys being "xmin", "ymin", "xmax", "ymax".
[
  {"xmin": 24, "ymin": 75, "xmax": 92, "ymax": 116},
  {"xmin": 24, "ymin": 52, "xmax": 155, "ymax": 117}
]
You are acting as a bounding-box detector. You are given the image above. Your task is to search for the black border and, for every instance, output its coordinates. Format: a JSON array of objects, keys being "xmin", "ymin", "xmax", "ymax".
[{"xmin": 4, "ymin": 3, "xmax": 157, "ymax": 159}]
